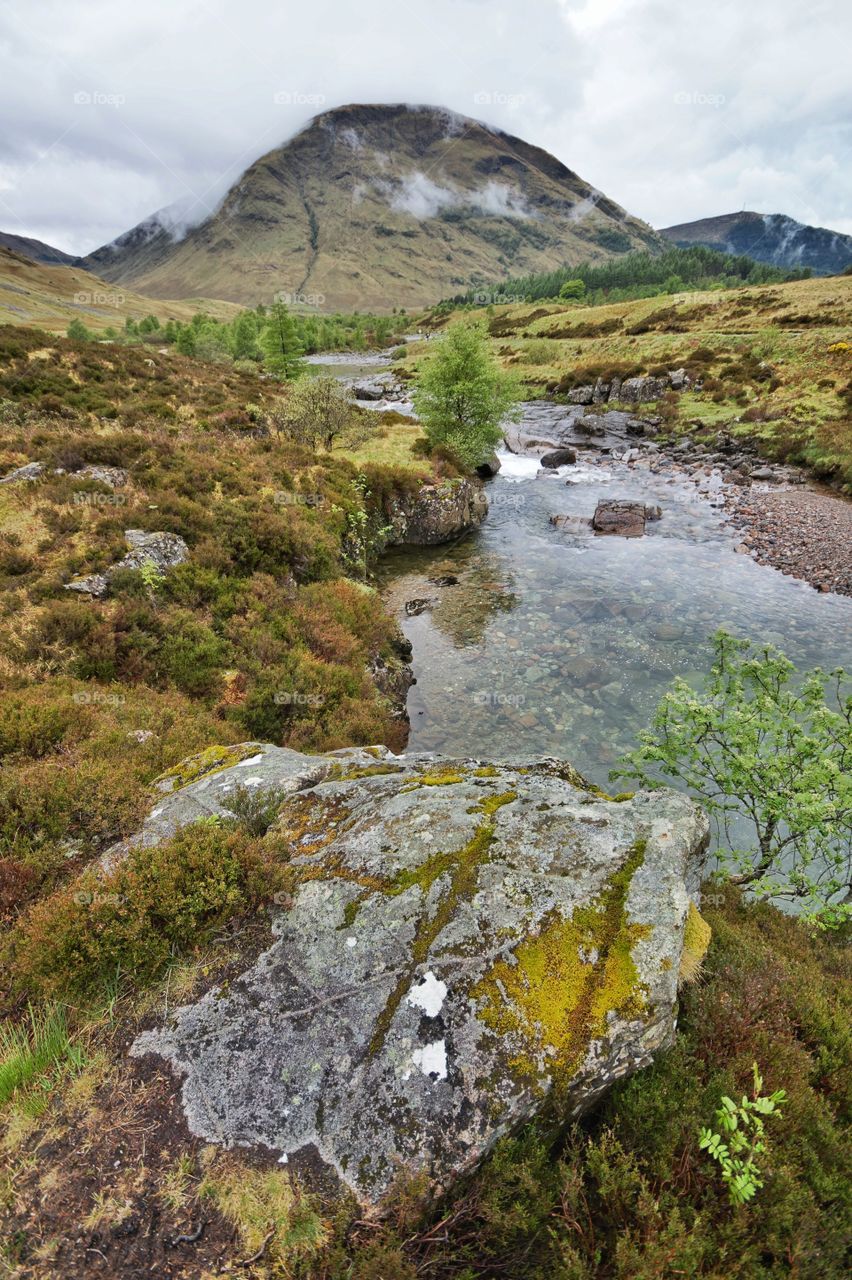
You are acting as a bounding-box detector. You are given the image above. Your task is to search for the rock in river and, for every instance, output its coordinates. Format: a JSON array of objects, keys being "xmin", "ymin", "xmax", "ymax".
[
  {"xmin": 592, "ymin": 500, "xmax": 661, "ymax": 537},
  {"xmin": 131, "ymin": 743, "xmax": 709, "ymax": 1208},
  {"xmin": 541, "ymin": 447, "xmax": 578, "ymax": 468}
]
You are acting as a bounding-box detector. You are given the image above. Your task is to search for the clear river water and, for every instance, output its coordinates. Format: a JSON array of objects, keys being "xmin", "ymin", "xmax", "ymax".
[{"xmin": 376, "ymin": 440, "xmax": 852, "ymax": 793}]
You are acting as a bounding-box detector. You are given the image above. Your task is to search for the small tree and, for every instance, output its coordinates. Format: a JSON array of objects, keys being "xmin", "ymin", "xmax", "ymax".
[
  {"xmin": 412, "ymin": 318, "xmax": 520, "ymax": 469},
  {"xmin": 268, "ymin": 375, "xmax": 368, "ymax": 451},
  {"xmin": 261, "ymin": 302, "xmax": 305, "ymax": 379},
  {"xmin": 613, "ymin": 631, "xmax": 852, "ymax": 926},
  {"xmin": 559, "ymin": 278, "xmax": 586, "ymax": 301},
  {"xmin": 67, "ymin": 318, "xmax": 90, "ymax": 341}
]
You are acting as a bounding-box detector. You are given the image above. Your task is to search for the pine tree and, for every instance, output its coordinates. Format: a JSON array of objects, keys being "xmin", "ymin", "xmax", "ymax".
[{"xmin": 261, "ymin": 302, "xmax": 305, "ymax": 379}]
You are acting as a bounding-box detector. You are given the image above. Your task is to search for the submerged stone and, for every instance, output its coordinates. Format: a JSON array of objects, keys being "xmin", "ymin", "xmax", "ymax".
[{"xmin": 131, "ymin": 744, "xmax": 709, "ymax": 1207}]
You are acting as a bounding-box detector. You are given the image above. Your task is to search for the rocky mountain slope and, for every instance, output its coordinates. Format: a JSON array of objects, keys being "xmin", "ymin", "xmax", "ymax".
[
  {"xmin": 0, "ymin": 230, "xmax": 77, "ymax": 266},
  {"xmin": 85, "ymin": 103, "xmax": 663, "ymax": 310},
  {"xmin": 660, "ymin": 211, "xmax": 852, "ymax": 276}
]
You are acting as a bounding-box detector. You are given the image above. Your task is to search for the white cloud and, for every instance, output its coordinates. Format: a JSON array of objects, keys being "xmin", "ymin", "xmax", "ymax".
[{"xmin": 0, "ymin": 0, "xmax": 849, "ymax": 253}]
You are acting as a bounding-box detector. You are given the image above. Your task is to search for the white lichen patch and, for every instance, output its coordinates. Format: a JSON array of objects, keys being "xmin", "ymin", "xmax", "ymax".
[
  {"xmin": 236, "ymin": 754, "xmax": 265, "ymax": 768},
  {"xmin": 407, "ymin": 971, "xmax": 447, "ymax": 1017},
  {"xmin": 411, "ymin": 1039, "xmax": 448, "ymax": 1080}
]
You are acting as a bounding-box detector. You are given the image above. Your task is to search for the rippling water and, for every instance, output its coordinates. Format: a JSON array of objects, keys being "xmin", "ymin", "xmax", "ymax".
[{"xmin": 378, "ymin": 441, "xmax": 852, "ymax": 791}]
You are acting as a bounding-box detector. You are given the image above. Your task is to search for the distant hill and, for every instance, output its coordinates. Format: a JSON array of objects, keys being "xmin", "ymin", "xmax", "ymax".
[
  {"xmin": 84, "ymin": 103, "xmax": 664, "ymax": 311},
  {"xmin": 0, "ymin": 231, "xmax": 77, "ymax": 267},
  {"xmin": 660, "ymin": 212, "xmax": 852, "ymax": 276},
  {"xmin": 0, "ymin": 246, "xmax": 240, "ymax": 333}
]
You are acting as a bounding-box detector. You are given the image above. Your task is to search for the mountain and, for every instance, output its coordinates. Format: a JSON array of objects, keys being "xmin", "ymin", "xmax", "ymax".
[
  {"xmin": 660, "ymin": 212, "xmax": 852, "ymax": 276},
  {"xmin": 0, "ymin": 246, "xmax": 241, "ymax": 332},
  {"xmin": 0, "ymin": 230, "xmax": 77, "ymax": 267},
  {"xmin": 84, "ymin": 103, "xmax": 663, "ymax": 311}
]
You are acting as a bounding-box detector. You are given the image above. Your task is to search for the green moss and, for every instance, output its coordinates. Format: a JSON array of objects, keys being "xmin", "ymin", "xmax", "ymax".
[
  {"xmin": 154, "ymin": 743, "xmax": 260, "ymax": 791},
  {"xmin": 400, "ymin": 767, "xmax": 466, "ymax": 791},
  {"xmin": 472, "ymin": 839, "xmax": 649, "ymax": 1088},
  {"xmin": 368, "ymin": 809, "xmax": 511, "ymax": 1057},
  {"xmin": 679, "ymin": 900, "xmax": 712, "ymax": 983},
  {"xmin": 473, "ymin": 766, "xmax": 499, "ymax": 778},
  {"xmin": 469, "ymin": 791, "xmax": 518, "ymax": 816},
  {"xmin": 335, "ymin": 763, "xmax": 405, "ymax": 780}
]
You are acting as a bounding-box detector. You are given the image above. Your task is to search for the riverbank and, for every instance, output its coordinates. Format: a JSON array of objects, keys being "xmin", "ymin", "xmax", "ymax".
[{"xmin": 726, "ymin": 485, "xmax": 852, "ymax": 595}]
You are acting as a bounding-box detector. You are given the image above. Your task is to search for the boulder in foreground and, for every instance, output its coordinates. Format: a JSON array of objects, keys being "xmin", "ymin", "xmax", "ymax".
[{"xmin": 131, "ymin": 744, "xmax": 709, "ymax": 1207}]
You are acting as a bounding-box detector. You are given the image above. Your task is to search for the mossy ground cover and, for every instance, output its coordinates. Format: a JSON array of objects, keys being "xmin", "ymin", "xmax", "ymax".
[
  {"xmin": 1, "ymin": 887, "xmax": 847, "ymax": 1277},
  {"xmin": 404, "ymin": 275, "xmax": 852, "ymax": 488},
  {"xmin": 0, "ymin": 328, "xmax": 433, "ymax": 1006}
]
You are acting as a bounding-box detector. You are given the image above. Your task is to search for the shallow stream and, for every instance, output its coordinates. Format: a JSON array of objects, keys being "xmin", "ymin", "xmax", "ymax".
[{"xmin": 377, "ymin": 439, "xmax": 852, "ymax": 791}]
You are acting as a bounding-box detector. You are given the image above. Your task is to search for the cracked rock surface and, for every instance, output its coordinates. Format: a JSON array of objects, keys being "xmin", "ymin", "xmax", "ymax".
[{"xmin": 131, "ymin": 744, "xmax": 709, "ymax": 1206}]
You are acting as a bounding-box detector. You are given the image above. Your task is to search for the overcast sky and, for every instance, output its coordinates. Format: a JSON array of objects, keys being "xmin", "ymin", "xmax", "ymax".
[{"xmin": 1, "ymin": 0, "xmax": 850, "ymax": 255}]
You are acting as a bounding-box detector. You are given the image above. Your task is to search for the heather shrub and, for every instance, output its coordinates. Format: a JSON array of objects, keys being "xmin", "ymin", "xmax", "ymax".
[{"xmin": 11, "ymin": 821, "xmax": 283, "ymax": 1000}]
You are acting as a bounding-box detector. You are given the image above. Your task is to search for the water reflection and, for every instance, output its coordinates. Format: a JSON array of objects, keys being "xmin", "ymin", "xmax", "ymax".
[{"xmin": 379, "ymin": 446, "xmax": 852, "ymax": 789}]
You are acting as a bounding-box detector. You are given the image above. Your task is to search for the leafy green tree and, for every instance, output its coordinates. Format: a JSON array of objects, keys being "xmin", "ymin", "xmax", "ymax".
[
  {"xmin": 558, "ymin": 278, "xmax": 586, "ymax": 301},
  {"xmin": 268, "ymin": 375, "xmax": 366, "ymax": 451},
  {"xmin": 614, "ymin": 631, "xmax": 852, "ymax": 926},
  {"xmin": 175, "ymin": 325, "xmax": 196, "ymax": 357},
  {"xmin": 230, "ymin": 312, "xmax": 261, "ymax": 362},
  {"xmin": 66, "ymin": 318, "xmax": 90, "ymax": 341},
  {"xmin": 261, "ymin": 302, "xmax": 305, "ymax": 379},
  {"xmin": 412, "ymin": 319, "xmax": 521, "ymax": 469}
]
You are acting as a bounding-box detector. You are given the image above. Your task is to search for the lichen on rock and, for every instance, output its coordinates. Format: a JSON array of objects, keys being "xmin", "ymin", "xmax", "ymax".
[{"xmin": 130, "ymin": 745, "xmax": 709, "ymax": 1206}]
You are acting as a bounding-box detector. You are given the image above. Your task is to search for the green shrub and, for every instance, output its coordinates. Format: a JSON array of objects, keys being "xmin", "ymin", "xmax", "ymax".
[{"xmin": 11, "ymin": 821, "xmax": 284, "ymax": 999}]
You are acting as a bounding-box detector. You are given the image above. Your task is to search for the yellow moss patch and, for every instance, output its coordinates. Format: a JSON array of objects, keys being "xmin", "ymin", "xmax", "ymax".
[
  {"xmin": 401, "ymin": 767, "xmax": 466, "ymax": 791},
  {"xmin": 679, "ymin": 901, "xmax": 712, "ymax": 984},
  {"xmin": 154, "ymin": 742, "xmax": 260, "ymax": 791},
  {"xmin": 472, "ymin": 841, "xmax": 649, "ymax": 1087}
]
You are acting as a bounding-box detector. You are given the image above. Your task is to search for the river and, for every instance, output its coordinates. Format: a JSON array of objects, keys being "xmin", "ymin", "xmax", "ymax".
[{"xmin": 314, "ymin": 355, "xmax": 852, "ymax": 793}]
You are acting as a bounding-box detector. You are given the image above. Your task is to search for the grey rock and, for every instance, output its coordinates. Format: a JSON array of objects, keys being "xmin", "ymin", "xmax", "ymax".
[
  {"xmin": 567, "ymin": 385, "xmax": 594, "ymax": 405},
  {"xmin": 118, "ymin": 529, "xmax": 189, "ymax": 573},
  {"xmin": 65, "ymin": 530, "xmax": 189, "ymax": 598},
  {"xmin": 64, "ymin": 573, "xmax": 110, "ymax": 598},
  {"xmin": 668, "ymin": 368, "xmax": 690, "ymax": 391},
  {"xmin": 540, "ymin": 448, "xmax": 578, "ymax": 468},
  {"xmin": 383, "ymin": 478, "xmax": 487, "ymax": 547},
  {"xmin": 620, "ymin": 377, "xmax": 669, "ymax": 404},
  {"xmin": 130, "ymin": 745, "xmax": 709, "ymax": 1207},
  {"xmin": 592, "ymin": 377, "xmax": 609, "ymax": 404},
  {"xmin": 79, "ymin": 465, "xmax": 128, "ymax": 488},
  {"xmin": 0, "ymin": 461, "xmax": 44, "ymax": 484},
  {"xmin": 475, "ymin": 453, "xmax": 502, "ymax": 478}
]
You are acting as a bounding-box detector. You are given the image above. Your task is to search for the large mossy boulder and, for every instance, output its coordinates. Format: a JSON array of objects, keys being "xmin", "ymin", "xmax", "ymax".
[
  {"xmin": 131, "ymin": 744, "xmax": 709, "ymax": 1207},
  {"xmin": 384, "ymin": 477, "xmax": 487, "ymax": 546}
]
